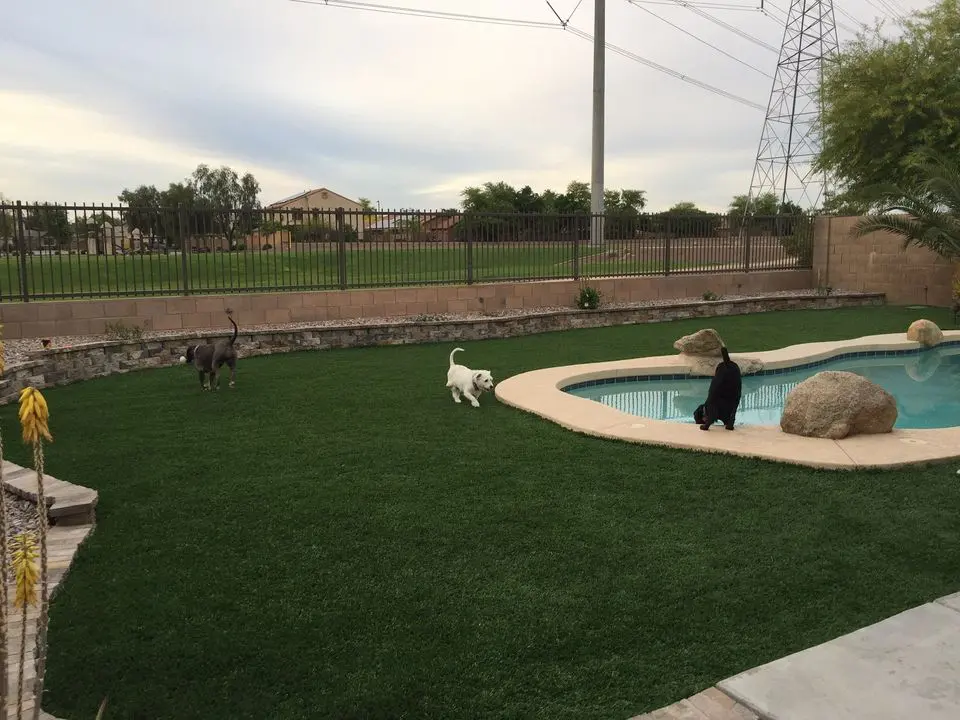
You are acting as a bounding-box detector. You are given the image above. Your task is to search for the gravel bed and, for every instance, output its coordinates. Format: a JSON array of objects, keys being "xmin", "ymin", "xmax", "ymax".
[
  {"xmin": 2, "ymin": 491, "xmax": 39, "ymax": 540},
  {"xmin": 1, "ymin": 288, "xmax": 834, "ymax": 368}
]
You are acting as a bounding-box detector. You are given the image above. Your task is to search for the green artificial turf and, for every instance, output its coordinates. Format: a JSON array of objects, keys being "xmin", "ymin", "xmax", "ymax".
[{"xmin": 1, "ymin": 305, "xmax": 958, "ymax": 719}]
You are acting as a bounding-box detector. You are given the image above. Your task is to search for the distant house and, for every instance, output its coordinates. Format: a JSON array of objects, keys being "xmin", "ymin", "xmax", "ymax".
[
  {"xmin": 420, "ymin": 213, "xmax": 461, "ymax": 242},
  {"xmin": 266, "ymin": 188, "xmax": 368, "ymax": 237}
]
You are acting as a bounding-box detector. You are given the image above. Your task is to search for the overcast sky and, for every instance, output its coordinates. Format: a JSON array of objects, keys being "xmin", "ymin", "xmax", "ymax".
[{"xmin": 0, "ymin": 0, "xmax": 930, "ymax": 212}]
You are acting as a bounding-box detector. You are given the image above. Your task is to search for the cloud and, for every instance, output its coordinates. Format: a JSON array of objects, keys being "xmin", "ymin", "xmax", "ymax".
[{"xmin": 0, "ymin": 0, "xmax": 936, "ymax": 211}]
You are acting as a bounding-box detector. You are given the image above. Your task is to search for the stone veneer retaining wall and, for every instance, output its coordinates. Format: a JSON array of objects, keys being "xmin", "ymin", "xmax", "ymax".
[{"xmin": 0, "ymin": 292, "xmax": 884, "ymax": 406}]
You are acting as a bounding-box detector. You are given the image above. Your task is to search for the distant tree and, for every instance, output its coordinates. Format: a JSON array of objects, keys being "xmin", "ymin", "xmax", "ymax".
[
  {"xmin": 24, "ymin": 205, "xmax": 72, "ymax": 247},
  {"xmin": 815, "ymin": 0, "xmax": 960, "ymax": 209},
  {"xmin": 457, "ymin": 180, "xmax": 646, "ymax": 241},
  {"xmin": 0, "ymin": 193, "xmax": 13, "ymax": 247},
  {"xmin": 358, "ymin": 197, "xmax": 375, "ymax": 212},
  {"xmin": 189, "ymin": 164, "xmax": 262, "ymax": 248},
  {"xmin": 118, "ymin": 165, "xmax": 261, "ymax": 249},
  {"xmin": 657, "ymin": 201, "xmax": 722, "ymax": 237},
  {"xmin": 727, "ymin": 192, "xmax": 808, "ymax": 235}
]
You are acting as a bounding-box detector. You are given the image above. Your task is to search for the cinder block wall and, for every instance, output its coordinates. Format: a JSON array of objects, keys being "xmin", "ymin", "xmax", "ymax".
[
  {"xmin": 0, "ymin": 270, "xmax": 811, "ymax": 339},
  {"xmin": 813, "ymin": 216, "xmax": 955, "ymax": 307}
]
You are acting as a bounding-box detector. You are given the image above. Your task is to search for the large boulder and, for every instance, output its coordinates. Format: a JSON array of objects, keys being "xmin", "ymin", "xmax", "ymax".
[
  {"xmin": 674, "ymin": 328, "xmax": 763, "ymax": 376},
  {"xmin": 780, "ymin": 371, "xmax": 897, "ymax": 439},
  {"xmin": 907, "ymin": 319, "xmax": 943, "ymax": 347},
  {"xmin": 673, "ymin": 328, "xmax": 723, "ymax": 356}
]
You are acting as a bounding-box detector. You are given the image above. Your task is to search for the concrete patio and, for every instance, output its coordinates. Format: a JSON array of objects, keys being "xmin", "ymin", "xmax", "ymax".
[{"xmin": 632, "ymin": 590, "xmax": 960, "ymax": 719}]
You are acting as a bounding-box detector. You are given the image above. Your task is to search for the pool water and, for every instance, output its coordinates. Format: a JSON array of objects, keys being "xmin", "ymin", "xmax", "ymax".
[{"xmin": 564, "ymin": 344, "xmax": 960, "ymax": 429}]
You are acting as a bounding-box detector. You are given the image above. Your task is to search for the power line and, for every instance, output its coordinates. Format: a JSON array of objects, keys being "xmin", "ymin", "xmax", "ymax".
[
  {"xmin": 290, "ymin": 0, "xmax": 767, "ymax": 112},
  {"xmin": 626, "ymin": 2, "xmax": 773, "ymax": 77},
  {"xmin": 566, "ymin": 25, "xmax": 767, "ymax": 110},
  {"xmin": 627, "ymin": 0, "xmax": 761, "ymax": 9},
  {"xmin": 287, "ymin": 0, "xmax": 562, "ymax": 29},
  {"xmin": 639, "ymin": 0, "xmax": 780, "ymax": 52}
]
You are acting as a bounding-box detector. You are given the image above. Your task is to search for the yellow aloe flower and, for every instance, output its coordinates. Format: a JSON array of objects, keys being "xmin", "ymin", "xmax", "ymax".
[
  {"xmin": 18, "ymin": 386, "xmax": 53, "ymax": 445},
  {"xmin": 11, "ymin": 532, "xmax": 39, "ymax": 609}
]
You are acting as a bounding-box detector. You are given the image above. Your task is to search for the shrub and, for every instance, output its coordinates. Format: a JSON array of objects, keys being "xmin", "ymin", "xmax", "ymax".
[{"xmin": 575, "ymin": 285, "xmax": 602, "ymax": 310}]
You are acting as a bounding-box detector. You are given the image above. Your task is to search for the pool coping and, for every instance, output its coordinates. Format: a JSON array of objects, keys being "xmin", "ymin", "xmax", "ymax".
[{"xmin": 494, "ymin": 330, "xmax": 960, "ymax": 470}]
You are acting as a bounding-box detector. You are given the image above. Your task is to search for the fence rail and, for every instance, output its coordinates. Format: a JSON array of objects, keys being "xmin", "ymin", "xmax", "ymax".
[{"xmin": 0, "ymin": 203, "xmax": 815, "ymax": 302}]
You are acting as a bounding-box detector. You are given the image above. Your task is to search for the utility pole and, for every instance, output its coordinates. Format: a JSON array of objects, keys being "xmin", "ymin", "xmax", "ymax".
[{"xmin": 590, "ymin": 0, "xmax": 605, "ymax": 247}]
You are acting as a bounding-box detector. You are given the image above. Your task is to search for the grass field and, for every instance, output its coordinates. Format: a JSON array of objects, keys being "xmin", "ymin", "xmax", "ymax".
[
  {"xmin": 4, "ymin": 306, "xmax": 954, "ymax": 720},
  {"xmin": 0, "ymin": 241, "xmax": 746, "ymax": 300}
]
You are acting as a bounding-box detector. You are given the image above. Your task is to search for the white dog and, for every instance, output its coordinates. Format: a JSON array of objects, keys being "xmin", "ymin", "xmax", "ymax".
[{"xmin": 446, "ymin": 347, "xmax": 495, "ymax": 408}]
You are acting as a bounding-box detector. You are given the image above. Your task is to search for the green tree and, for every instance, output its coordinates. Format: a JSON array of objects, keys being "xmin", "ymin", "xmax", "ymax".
[
  {"xmin": 189, "ymin": 164, "xmax": 262, "ymax": 247},
  {"xmin": 657, "ymin": 201, "xmax": 722, "ymax": 237},
  {"xmin": 815, "ymin": 0, "xmax": 960, "ymax": 208},
  {"xmin": 0, "ymin": 193, "xmax": 13, "ymax": 247},
  {"xmin": 852, "ymin": 148, "xmax": 960, "ymax": 263},
  {"xmin": 25, "ymin": 205, "xmax": 72, "ymax": 247}
]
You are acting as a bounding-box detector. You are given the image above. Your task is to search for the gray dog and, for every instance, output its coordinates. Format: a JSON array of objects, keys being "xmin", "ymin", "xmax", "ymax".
[{"xmin": 179, "ymin": 310, "xmax": 239, "ymax": 390}]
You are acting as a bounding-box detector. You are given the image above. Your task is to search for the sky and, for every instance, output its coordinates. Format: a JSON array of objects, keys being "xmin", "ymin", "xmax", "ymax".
[{"xmin": 0, "ymin": 0, "xmax": 933, "ymax": 212}]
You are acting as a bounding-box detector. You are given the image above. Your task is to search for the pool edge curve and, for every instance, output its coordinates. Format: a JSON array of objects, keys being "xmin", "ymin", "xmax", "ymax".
[{"xmin": 494, "ymin": 331, "xmax": 960, "ymax": 470}]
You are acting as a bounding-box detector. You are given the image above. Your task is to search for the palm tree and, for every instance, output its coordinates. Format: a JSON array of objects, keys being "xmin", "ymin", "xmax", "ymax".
[
  {"xmin": 852, "ymin": 148, "xmax": 960, "ymax": 260},
  {"xmin": 852, "ymin": 148, "xmax": 960, "ymax": 321}
]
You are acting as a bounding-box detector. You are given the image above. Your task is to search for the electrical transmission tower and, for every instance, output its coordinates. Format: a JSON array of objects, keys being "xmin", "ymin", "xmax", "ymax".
[{"xmin": 745, "ymin": 0, "xmax": 840, "ymax": 217}]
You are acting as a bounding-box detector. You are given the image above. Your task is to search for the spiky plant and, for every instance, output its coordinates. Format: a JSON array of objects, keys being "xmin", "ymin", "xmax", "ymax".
[
  {"xmin": 16, "ymin": 387, "xmax": 52, "ymax": 720},
  {"xmin": 852, "ymin": 148, "xmax": 960, "ymax": 261}
]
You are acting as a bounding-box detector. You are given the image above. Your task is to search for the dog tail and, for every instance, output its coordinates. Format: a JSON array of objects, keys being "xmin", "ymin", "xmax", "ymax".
[
  {"xmin": 226, "ymin": 309, "xmax": 238, "ymax": 346},
  {"xmin": 720, "ymin": 346, "xmax": 730, "ymax": 363},
  {"xmin": 449, "ymin": 347, "xmax": 464, "ymax": 367}
]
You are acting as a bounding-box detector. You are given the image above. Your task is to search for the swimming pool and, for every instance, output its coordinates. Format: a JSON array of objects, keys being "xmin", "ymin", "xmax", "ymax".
[{"xmin": 564, "ymin": 342, "xmax": 960, "ymax": 430}]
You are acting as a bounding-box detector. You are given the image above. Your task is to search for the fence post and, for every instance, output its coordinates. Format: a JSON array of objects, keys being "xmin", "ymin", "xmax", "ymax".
[
  {"xmin": 572, "ymin": 230, "xmax": 580, "ymax": 281},
  {"xmin": 663, "ymin": 232, "xmax": 672, "ymax": 276},
  {"xmin": 466, "ymin": 233, "xmax": 474, "ymax": 285},
  {"xmin": 178, "ymin": 204, "xmax": 191, "ymax": 295},
  {"xmin": 14, "ymin": 201, "xmax": 29, "ymax": 302},
  {"xmin": 336, "ymin": 207, "xmax": 347, "ymax": 290},
  {"xmin": 742, "ymin": 221, "xmax": 753, "ymax": 272}
]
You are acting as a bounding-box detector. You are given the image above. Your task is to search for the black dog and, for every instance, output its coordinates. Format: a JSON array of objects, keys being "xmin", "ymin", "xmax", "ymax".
[
  {"xmin": 182, "ymin": 310, "xmax": 239, "ymax": 391},
  {"xmin": 693, "ymin": 346, "xmax": 742, "ymax": 431}
]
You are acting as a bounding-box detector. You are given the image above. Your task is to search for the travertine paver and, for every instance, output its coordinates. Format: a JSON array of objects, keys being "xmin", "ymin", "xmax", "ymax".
[
  {"xmin": 2, "ymin": 464, "xmax": 96, "ymax": 719},
  {"xmin": 629, "ymin": 688, "xmax": 758, "ymax": 719}
]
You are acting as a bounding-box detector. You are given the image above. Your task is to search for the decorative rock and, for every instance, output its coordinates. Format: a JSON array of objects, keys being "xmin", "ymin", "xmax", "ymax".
[
  {"xmin": 684, "ymin": 354, "xmax": 764, "ymax": 377},
  {"xmin": 673, "ymin": 328, "xmax": 724, "ymax": 356},
  {"xmin": 907, "ymin": 319, "xmax": 943, "ymax": 347},
  {"xmin": 780, "ymin": 370, "xmax": 898, "ymax": 439}
]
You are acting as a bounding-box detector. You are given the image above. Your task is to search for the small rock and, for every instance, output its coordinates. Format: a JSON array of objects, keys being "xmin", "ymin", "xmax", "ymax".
[
  {"xmin": 780, "ymin": 370, "xmax": 898, "ymax": 439},
  {"xmin": 907, "ymin": 319, "xmax": 943, "ymax": 347},
  {"xmin": 673, "ymin": 328, "xmax": 724, "ymax": 355}
]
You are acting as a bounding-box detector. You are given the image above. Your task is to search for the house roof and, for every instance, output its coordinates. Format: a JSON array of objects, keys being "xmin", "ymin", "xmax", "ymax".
[{"xmin": 267, "ymin": 187, "xmax": 361, "ymax": 209}]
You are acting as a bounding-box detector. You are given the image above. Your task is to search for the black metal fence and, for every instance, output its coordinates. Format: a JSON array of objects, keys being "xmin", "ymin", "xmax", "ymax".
[{"xmin": 0, "ymin": 202, "xmax": 815, "ymax": 302}]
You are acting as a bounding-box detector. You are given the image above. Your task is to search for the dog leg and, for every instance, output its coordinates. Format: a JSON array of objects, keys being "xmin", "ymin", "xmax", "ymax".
[
  {"xmin": 462, "ymin": 389, "xmax": 481, "ymax": 408},
  {"xmin": 227, "ymin": 357, "xmax": 237, "ymax": 388},
  {"xmin": 451, "ymin": 386, "xmax": 462, "ymax": 403},
  {"xmin": 724, "ymin": 409, "xmax": 736, "ymax": 431},
  {"xmin": 198, "ymin": 370, "xmax": 208, "ymax": 391}
]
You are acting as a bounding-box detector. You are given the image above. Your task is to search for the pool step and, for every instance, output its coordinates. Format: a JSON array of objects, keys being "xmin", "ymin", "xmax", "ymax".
[{"xmin": 2, "ymin": 460, "xmax": 99, "ymax": 526}]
